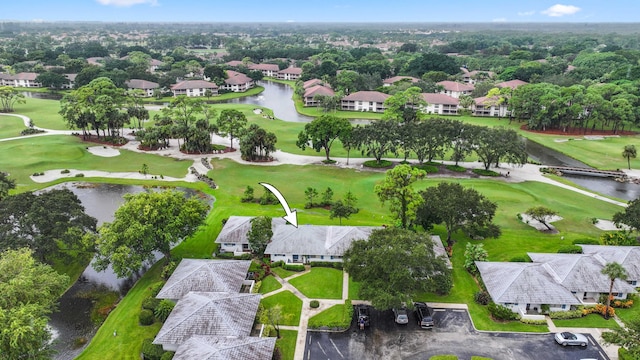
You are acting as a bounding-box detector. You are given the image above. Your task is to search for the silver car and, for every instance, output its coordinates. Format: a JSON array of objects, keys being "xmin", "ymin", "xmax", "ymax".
[
  {"xmin": 393, "ymin": 307, "xmax": 409, "ymax": 324},
  {"xmin": 554, "ymin": 332, "xmax": 588, "ymax": 346}
]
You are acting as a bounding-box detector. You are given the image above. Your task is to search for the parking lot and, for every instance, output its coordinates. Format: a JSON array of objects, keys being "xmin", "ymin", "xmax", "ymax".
[{"xmin": 305, "ymin": 307, "xmax": 609, "ymax": 360}]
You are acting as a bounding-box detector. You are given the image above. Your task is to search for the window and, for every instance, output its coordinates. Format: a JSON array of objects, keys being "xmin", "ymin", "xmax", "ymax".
[
  {"xmin": 561, "ymin": 304, "xmax": 566, "ymax": 309},
  {"xmin": 320, "ymin": 256, "xmax": 324, "ymax": 260}
]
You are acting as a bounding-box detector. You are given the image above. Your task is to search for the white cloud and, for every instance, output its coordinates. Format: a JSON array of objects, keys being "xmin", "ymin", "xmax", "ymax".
[
  {"xmin": 518, "ymin": 11, "xmax": 535, "ymax": 16},
  {"xmin": 541, "ymin": 4, "xmax": 581, "ymax": 17},
  {"xmin": 492, "ymin": 18, "xmax": 507, "ymax": 22},
  {"xmin": 96, "ymin": 0, "xmax": 158, "ymax": 7}
]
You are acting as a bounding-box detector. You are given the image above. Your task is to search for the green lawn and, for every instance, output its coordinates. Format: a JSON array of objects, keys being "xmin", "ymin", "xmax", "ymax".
[
  {"xmin": 348, "ymin": 276, "xmax": 362, "ymax": 300},
  {"xmin": 76, "ymin": 260, "xmax": 165, "ymax": 360},
  {"xmin": 615, "ymin": 294, "xmax": 639, "ymax": 325},
  {"xmin": 260, "ymin": 290, "xmax": 302, "ymax": 326},
  {"xmin": 275, "ymin": 329, "xmax": 297, "ymax": 360},
  {"xmin": 258, "ymin": 275, "xmax": 282, "ymax": 294},
  {"xmin": 554, "ymin": 314, "xmax": 621, "ymax": 330},
  {"xmin": 13, "ymin": 98, "xmax": 68, "ymax": 130},
  {"xmin": 0, "ymin": 135, "xmax": 192, "ymax": 192},
  {"xmin": 308, "ymin": 303, "xmax": 351, "ymax": 329},
  {"xmin": 289, "ymin": 268, "xmax": 343, "ymax": 299},
  {"xmin": 271, "ymin": 267, "xmax": 298, "ymax": 279},
  {"xmin": 0, "ymin": 114, "xmax": 28, "ymax": 139}
]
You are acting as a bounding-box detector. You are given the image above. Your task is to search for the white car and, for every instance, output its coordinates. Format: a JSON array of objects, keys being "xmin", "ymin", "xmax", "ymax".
[
  {"xmin": 554, "ymin": 332, "xmax": 588, "ymax": 346},
  {"xmin": 392, "ymin": 307, "xmax": 409, "ymax": 324}
]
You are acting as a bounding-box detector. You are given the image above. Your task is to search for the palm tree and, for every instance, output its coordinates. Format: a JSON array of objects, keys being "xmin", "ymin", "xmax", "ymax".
[
  {"xmin": 622, "ymin": 144, "xmax": 637, "ymax": 170},
  {"xmin": 601, "ymin": 262, "xmax": 628, "ymax": 320}
]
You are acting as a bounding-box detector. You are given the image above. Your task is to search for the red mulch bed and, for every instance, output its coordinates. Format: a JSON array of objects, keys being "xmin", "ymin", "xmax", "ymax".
[
  {"xmin": 520, "ymin": 124, "xmax": 637, "ymax": 136},
  {"xmin": 75, "ymin": 134, "xmax": 128, "ymax": 146}
]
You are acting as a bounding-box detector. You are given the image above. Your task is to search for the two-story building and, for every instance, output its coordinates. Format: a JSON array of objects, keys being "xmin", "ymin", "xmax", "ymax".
[
  {"xmin": 341, "ymin": 91, "xmax": 390, "ymax": 112},
  {"xmin": 170, "ymin": 80, "xmax": 218, "ymax": 97}
]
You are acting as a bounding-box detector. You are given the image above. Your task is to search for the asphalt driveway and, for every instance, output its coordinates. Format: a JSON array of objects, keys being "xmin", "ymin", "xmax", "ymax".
[{"xmin": 304, "ymin": 307, "xmax": 609, "ymax": 360}]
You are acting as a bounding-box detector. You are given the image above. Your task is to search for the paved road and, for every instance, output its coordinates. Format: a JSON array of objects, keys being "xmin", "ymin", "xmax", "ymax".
[{"xmin": 305, "ymin": 308, "xmax": 609, "ymax": 360}]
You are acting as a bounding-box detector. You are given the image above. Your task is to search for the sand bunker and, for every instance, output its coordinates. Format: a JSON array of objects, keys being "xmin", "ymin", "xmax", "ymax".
[
  {"xmin": 593, "ymin": 219, "xmax": 630, "ymax": 231},
  {"xmin": 520, "ymin": 213, "xmax": 563, "ymax": 232},
  {"xmin": 87, "ymin": 146, "xmax": 120, "ymax": 157}
]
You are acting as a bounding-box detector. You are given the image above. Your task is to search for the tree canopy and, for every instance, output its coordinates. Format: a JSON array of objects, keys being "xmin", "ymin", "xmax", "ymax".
[
  {"xmin": 0, "ymin": 171, "xmax": 15, "ymax": 200},
  {"xmin": 374, "ymin": 164, "xmax": 426, "ymax": 229},
  {"xmin": 94, "ymin": 189, "xmax": 209, "ymax": 278},
  {"xmin": 296, "ymin": 114, "xmax": 352, "ymax": 161},
  {"xmin": 0, "ymin": 248, "xmax": 68, "ymax": 359},
  {"xmin": 612, "ymin": 198, "xmax": 640, "ymax": 234},
  {"xmin": 0, "ymin": 188, "xmax": 97, "ymax": 263},
  {"xmin": 247, "ymin": 216, "xmax": 272, "ymax": 257},
  {"xmin": 417, "ymin": 182, "xmax": 500, "ymax": 245},
  {"xmin": 603, "ymin": 317, "xmax": 640, "ymax": 358},
  {"xmin": 343, "ymin": 228, "xmax": 452, "ymax": 310}
]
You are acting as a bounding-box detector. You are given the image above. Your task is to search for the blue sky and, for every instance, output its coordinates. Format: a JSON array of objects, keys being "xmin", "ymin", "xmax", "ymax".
[{"xmin": 2, "ymin": 0, "xmax": 638, "ymax": 23}]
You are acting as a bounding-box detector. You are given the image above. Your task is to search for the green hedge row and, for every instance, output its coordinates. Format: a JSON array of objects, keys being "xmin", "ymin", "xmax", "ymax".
[{"xmin": 309, "ymin": 261, "xmax": 343, "ymax": 270}]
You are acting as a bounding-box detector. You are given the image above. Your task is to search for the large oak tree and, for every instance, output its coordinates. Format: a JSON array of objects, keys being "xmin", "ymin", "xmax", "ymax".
[
  {"xmin": 374, "ymin": 164, "xmax": 426, "ymax": 229},
  {"xmin": 296, "ymin": 114, "xmax": 351, "ymax": 161},
  {"xmin": 344, "ymin": 228, "xmax": 452, "ymax": 310},
  {"xmin": 94, "ymin": 189, "xmax": 209, "ymax": 278}
]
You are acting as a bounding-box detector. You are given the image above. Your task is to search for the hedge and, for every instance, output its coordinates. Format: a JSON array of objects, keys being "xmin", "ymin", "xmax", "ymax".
[
  {"xmin": 142, "ymin": 297, "xmax": 160, "ymax": 311},
  {"xmin": 139, "ymin": 309, "xmax": 155, "ymax": 326},
  {"xmin": 283, "ymin": 264, "xmax": 305, "ymax": 272},
  {"xmin": 310, "ymin": 261, "xmax": 343, "ymax": 270},
  {"xmin": 141, "ymin": 338, "xmax": 165, "ymax": 360},
  {"xmin": 572, "ymin": 238, "xmax": 600, "ymax": 245},
  {"xmin": 549, "ymin": 309, "xmax": 583, "ymax": 319},
  {"xmin": 557, "ymin": 245, "xmax": 583, "ymax": 254},
  {"xmin": 519, "ymin": 318, "xmax": 547, "ymax": 325},
  {"xmin": 487, "ymin": 303, "xmax": 519, "ymax": 321}
]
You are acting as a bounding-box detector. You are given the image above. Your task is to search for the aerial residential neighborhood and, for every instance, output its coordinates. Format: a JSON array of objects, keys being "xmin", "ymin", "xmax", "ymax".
[{"xmin": 1, "ymin": 1, "xmax": 640, "ymax": 360}]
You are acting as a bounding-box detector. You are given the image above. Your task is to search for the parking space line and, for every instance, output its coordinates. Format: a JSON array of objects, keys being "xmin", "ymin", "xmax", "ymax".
[
  {"xmin": 433, "ymin": 309, "xmax": 446, "ymax": 312},
  {"xmin": 452, "ymin": 309, "xmax": 466, "ymax": 312},
  {"xmin": 330, "ymin": 338, "xmax": 345, "ymax": 358},
  {"xmin": 318, "ymin": 342, "xmax": 327, "ymax": 356},
  {"xmin": 589, "ymin": 337, "xmax": 596, "ymax": 346},
  {"xmin": 599, "ymin": 350, "xmax": 606, "ymax": 360}
]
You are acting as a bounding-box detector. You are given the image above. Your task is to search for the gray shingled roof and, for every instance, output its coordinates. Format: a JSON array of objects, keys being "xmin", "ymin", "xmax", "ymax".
[
  {"xmin": 264, "ymin": 225, "xmax": 380, "ymax": 256},
  {"xmin": 214, "ymin": 216, "xmax": 286, "ymax": 246},
  {"xmin": 153, "ymin": 292, "xmax": 260, "ymax": 347},
  {"xmin": 430, "ymin": 235, "xmax": 452, "ymax": 269},
  {"xmin": 156, "ymin": 259, "xmax": 250, "ymax": 300},
  {"xmin": 476, "ymin": 262, "xmax": 581, "ymax": 305},
  {"xmin": 172, "ymin": 335, "xmax": 276, "ymax": 360},
  {"xmin": 171, "ymin": 80, "xmax": 218, "ymax": 90},
  {"xmin": 126, "ymin": 79, "xmax": 159, "ymax": 89},
  {"xmin": 528, "ymin": 253, "xmax": 636, "ymax": 293},
  {"xmin": 580, "ymin": 245, "xmax": 640, "ymax": 281},
  {"xmin": 341, "ymin": 91, "xmax": 390, "ymax": 103}
]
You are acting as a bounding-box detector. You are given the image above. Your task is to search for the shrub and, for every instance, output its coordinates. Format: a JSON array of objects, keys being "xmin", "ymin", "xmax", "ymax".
[
  {"xmin": 270, "ymin": 260, "xmax": 284, "ymax": 268},
  {"xmin": 487, "ymin": 303, "xmax": 520, "ymax": 321},
  {"xmin": 141, "ymin": 338, "xmax": 165, "ymax": 360},
  {"xmin": 509, "ymin": 255, "xmax": 531, "ymax": 262},
  {"xmin": 363, "ymin": 160, "xmax": 393, "ymax": 168},
  {"xmin": 216, "ymin": 251, "xmax": 234, "ymax": 259},
  {"xmin": 446, "ymin": 164, "xmax": 466, "ymax": 172},
  {"xmin": 309, "ymin": 261, "xmax": 343, "ymax": 270},
  {"xmin": 519, "ymin": 318, "xmax": 547, "ymax": 325},
  {"xmin": 474, "ymin": 291, "xmax": 491, "ymax": 305},
  {"xmin": 139, "ymin": 309, "xmax": 155, "ymax": 326},
  {"xmin": 310, "ymin": 300, "xmax": 320, "ymax": 308},
  {"xmin": 572, "ymin": 238, "xmax": 600, "ymax": 245},
  {"xmin": 148, "ymin": 282, "xmax": 165, "ymax": 297},
  {"xmin": 161, "ymin": 261, "xmax": 178, "ymax": 280},
  {"xmin": 141, "ymin": 297, "xmax": 160, "ymax": 311},
  {"xmin": 259, "ymin": 190, "xmax": 279, "ymax": 205},
  {"xmin": 75, "ymin": 173, "xmax": 85, "ymax": 177},
  {"xmin": 160, "ymin": 352, "xmax": 174, "ymax": 360},
  {"xmin": 241, "ymin": 186, "xmax": 254, "ymax": 203},
  {"xmin": 613, "ymin": 299, "xmax": 634, "ymax": 308},
  {"xmin": 583, "ymin": 304, "xmax": 615, "ymax": 317},
  {"xmin": 283, "ymin": 264, "xmax": 305, "ymax": 272},
  {"xmin": 472, "ymin": 169, "xmax": 500, "ymax": 177},
  {"xmin": 413, "ymin": 164, "xmax": 439, "ymax": 174},
  {"xmin": 549, "ymin": 309, "xmax": 583, "ymax": 319},
  {"xmin": 61, "ymin": 169, "xmax": 70, "ymax": 174},
  {"xmin": 154, "ymin": 300, "xmax": 175, "ymax": 322},
  {"xmin": 557, "ymin": 245, "xmax": 582, "ymax": 254}
]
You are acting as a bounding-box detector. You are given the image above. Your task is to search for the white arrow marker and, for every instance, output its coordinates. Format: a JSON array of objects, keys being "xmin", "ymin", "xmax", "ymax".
[{"xmin": 259, "ymin": 183, "xmax": 298, "ymax": 228}]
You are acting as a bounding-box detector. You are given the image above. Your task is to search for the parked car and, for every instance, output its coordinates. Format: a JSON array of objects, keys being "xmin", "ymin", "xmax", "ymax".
[
  {"xmin": 392, "ymin": 307, "xmax": 409, "ymax": 324},
  {"xmin": 554, "ymin": 332, "xmax": 588, "ymax": 346},
  {"xmin": 414, "ymin": 302, "xmax": 434, "ymax": 329},
  {"xmin": 355, "ymin": 305, "xmax": 370, "ymax": 329}
]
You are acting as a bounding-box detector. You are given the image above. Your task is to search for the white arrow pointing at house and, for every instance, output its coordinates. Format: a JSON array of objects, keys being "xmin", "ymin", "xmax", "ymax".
[{"xmin": 259, "ymin": 183, "xmax": 298, "ymax": 228}]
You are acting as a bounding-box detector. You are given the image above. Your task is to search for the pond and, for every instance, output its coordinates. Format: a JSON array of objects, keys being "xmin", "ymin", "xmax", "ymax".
[{"xmin": 46, "ymin": 182, "xmax": 209, "ymax": 360}]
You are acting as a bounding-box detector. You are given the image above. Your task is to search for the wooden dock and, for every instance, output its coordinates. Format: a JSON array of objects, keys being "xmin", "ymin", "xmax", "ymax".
[{"xmin": 546, "ymin": 166, "xmax": 627, "ymax": 178}]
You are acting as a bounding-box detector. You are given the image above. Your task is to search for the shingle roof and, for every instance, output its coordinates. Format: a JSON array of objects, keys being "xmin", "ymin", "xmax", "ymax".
[
  {"xmin": 248, "ymin": 63, "xmax": 279, "ymax": 72},
  {"xmin": 12, "ymin": 72, "xmax": 38, "ymax": 81},
  {"xmin": 226, "ymin": 60, "xmax": 246, "ymax": 67},
  {"xmin": 214, "ymin": 216, "xmax": 285, "ymax": 246},
  {"xmin": 383, "ymin": 76, "xmax": 419, "ymax": 84},
  {"xmin": 171, "ymin": 80, "xmax": 218, "ymax": 90},
  {"xmin": 153, "ymin": 292, "xmax": 260, "ymax": 347},
  {"xmin": 436, "ymin": 81, "xmax": 474, "ymax": 92},
  {"xmin": 304, "ymin": 85, "xmax": 335, "ymax": 98},
  {"xmin": 278, "ymin": 67, "xmax": 302, "ymax": 75},
  {"xmin": 156, "ymin": 259, "xmax": 251, "ymax": 300},
  {"xmin": 477, "ymin": 262, "xmax": 581, "ymax": 305},
  {"xmin": 580, "ymin": 245, "xmax": 640, "ymax": 281},
  {"xmin": 341, "ymin": 91, "xmax": 390, "ymax": 103},
  {"xmin": 173, "ymin": 335, "xmax": 276, "ymax": 360},
  {"xmin": 303, "ymin": 78, "xmax": 324, "ymax": 89},
  {"xmin": 528, "ymin": 253, "xmax": 636, "ymax": 293},
  {"xmin": 421, "ymin": 93, "xmax": 459, "ymax": 105},
  {"xmin": 496, "ymin": 79, "xmax": 528, "ymax": 90},
  {"xmin": 474, "ymin": 96, "xmax": 502, "ymax": 106},
  {"xmin": 431, "ymin": 235, "xmax": 452, "ymax": 269},
  {"xmin": 264, "ymin": 225, "xmax": 380, "ymax": 256},
  {"xmin": 224, "ymin": 70, "xmax": 253, "ymax": 85},
  {"xmin": 126, "ymin": 79, "xmax": 159, "ymax": 89}
]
